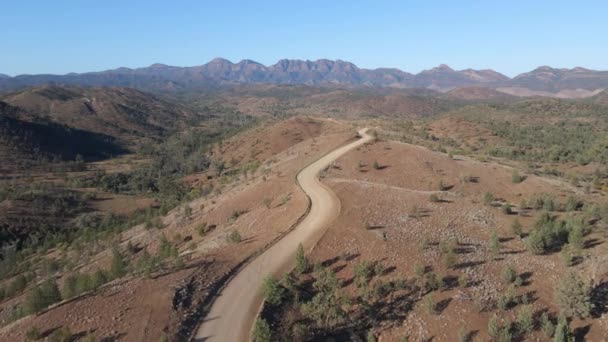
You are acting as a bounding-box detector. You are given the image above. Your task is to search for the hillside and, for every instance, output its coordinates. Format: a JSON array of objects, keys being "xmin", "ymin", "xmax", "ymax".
[
  {"xmin": 0, "ymin": 101, "xmax": 125, "ymax": 170},
  {"xmin": 1, "ymin": 85, "xmax": 201, "ymax": 147},
  {"xmin": 445, "ymin": 86, "xmax": 518, "ymax": 101}
]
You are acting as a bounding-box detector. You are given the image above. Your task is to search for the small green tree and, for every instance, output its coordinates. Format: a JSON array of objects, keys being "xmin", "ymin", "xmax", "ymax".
[
  {"xmin": 110, "ymin": 246, "xmax": 127, "ymax": 279},
  {"xmin": 511, "ymin": 219, "xmax": 523, "ymax": 237},
  {"xmin": 553, "ymin": 316, "xmax": 573, "ymax": 342},
  {"xmin": 295, "ymin": 243, "xmax": 309, "ymax": 274},
  {"xmin": 483, "ymin": 192, "xmax": 494, "ymax": 205},
  {"xmin": 26, "ymin": 326, "xmax": 41, "ymax": 340},
  {"xmin": 226, "ymin": 230, "xmax": 242, "ymax": 243},
  {"xmin": 261, "ymin": 276, "xmax": 285, "ymax": 306},
  {"xmin": 541, "ymin": 312, "xmax": 555, "ymax": 338},
  {"xmin": 568, "ymin": 226, "xmax": 584, "ymax": 252},
  {"xmin": 512, "ymin": 170, "xmax": 523, "ymax": 183},
  {"xmin": 424, "ymin": 294, "xmax": 436, "ymax": 314},
  {"xmin": 517, "ymin": 305, "xmax": 534, "ymax": 333},
  {"xmin": 554, "ymin": 272, "xmax": 592, "ymax": 319},
  {"xmin": 488, "ymin": 314, "xmax": 500, "ymax": 339},
  {"xmin": 501, "ymin": 265, "xmax": 517, "ymax": 284},
  {"xmin": 489, "ymin": 230, "xmax": 500, "ymax": 258},
  {"xmin": 526, "ymin": 229, "xmax": 546, "ymax": 255},
  {"xmin": 253, "ymin": 318, "xmax": 272, "ymax": 342}
]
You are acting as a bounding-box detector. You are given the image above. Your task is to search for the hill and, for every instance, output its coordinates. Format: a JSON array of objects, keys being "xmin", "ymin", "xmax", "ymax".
[
  {"xmin": 0, "ymin": 101, "xmax": 125, "ymax": 171},
  {"xmin": 1, "ymin": 85, "xmax": 202, "ymax": 147},
  {"xmin": 590, "ymin": 89, "xmax": 608, "ymax": 106},
  {"xmin": 445, "ymin": 86, "xmax": 518, "ymax": 101}
]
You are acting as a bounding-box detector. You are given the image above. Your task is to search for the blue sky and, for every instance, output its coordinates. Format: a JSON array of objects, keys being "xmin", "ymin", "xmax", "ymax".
[{"xmin": 2, "ymin": 0, "xmax": 607, "ymax": 76}]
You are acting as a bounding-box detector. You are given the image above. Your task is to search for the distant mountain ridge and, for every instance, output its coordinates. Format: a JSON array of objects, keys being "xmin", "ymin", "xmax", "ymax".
[{"xmin": 1, "ymin": 59, "xmax": 607, "ymax": 95}]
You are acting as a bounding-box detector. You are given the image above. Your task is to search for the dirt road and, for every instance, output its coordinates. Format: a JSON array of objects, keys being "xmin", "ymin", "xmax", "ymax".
[{"xmin": 194, "ymin": 128, "xmax": 372, "ymax": 341}]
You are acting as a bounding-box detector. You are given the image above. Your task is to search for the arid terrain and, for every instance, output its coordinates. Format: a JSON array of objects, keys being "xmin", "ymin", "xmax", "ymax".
[{"xmin": 0, "ymin": 65, "xmax": 608, "ymax": 342}]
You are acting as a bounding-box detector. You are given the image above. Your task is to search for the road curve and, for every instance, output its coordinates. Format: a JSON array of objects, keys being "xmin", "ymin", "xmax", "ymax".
[{"xmin": 194, "ymin": 128, "xmax": 372, "ymax": 342}]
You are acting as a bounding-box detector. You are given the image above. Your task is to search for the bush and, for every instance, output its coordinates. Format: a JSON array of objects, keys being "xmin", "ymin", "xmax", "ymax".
[
  {"xmin": 567, "ymin": 225, "xmax": 584, "ymax": 251},
  {"xmin": 295, "ymin": 243, "xmax": 309, "ymax": 274},
  {"xmin": 511, "ymin": 219, "xmax": 523, "ymax": 237},
  {"xmin": 354, "ymin": 260, "xmax": 373, "ymax": 287},
  {"xmin": 110, "ymin": 247, "xmax": 128, "ymax": 279},
  {"xmin": 553, "ymin": 315, "xmax": 572, "ymax": 342},
  {"xmin": 516, "ymin": 305, "xmax": 534, "ymax": 333},
  {"xmin": 560, "ymin": 246, "xmax": 576, "ymax": 267},
  {"xmin": 489, "ymin": 230, "xmax": 500, "ymax": 257},
  {"xmin": 488, "ymin": 314, "xmax": 500, "ymax": 339},
  {"xmin": 541, "ymin": 312, "xmax": 555, "ymax": 338},
  {"xmin": 501, "ymin": 265, "xmax": 517, "ymax": 284},
  {"xmin": 423, "ymin": 294, "xmax": 436, "ymax": 314},
  {"xmin": 261, "ymin": 276, "xmax": 285, "ymax": 306},
  {"xmin": 429, "ymin": 193, "xmax": 440, "ymax": 203},
  {"xmin": 226, "ymin": 230, "xmax": 242, "ymax": 243},
  {"xmin": 25, "ymin": 279, "xmax": 62, "ymax": 314},
  {"xmin": 512, "ymin": 170, "xmax": 524, "ymax": 183},
  {"xmin": 49, "ymin": 327, "xmax": 71, "ymax": 342},
  {"xmin": 564, "ymin": 196, "xmax": 580, "ymax": 212},
  {"xmin": 26, "ymin": 326, "xmax": 41, "ymax": 340},
  {"xmin": 253, "ymin": 318, "xmax": 272, "ymax": 342},
  {"xmin": 502, "ymin": 203, "xmax": 513, "ymax": 215},
  {"xmin": 483, "ymin": 192, "xmax": 494, "ymax": 205},
  {"xmin": 554, "ymin": 271, "xmax": 591, "ymax": 319},
  {"xmin": 443, "ymin": 249, "xmax": 457, "ymax": 269}
]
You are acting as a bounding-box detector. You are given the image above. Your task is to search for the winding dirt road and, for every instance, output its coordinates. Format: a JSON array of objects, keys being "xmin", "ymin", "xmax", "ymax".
[{"xmin": 194, "ymin": 128, "xmax": 372, "ymax": 341}]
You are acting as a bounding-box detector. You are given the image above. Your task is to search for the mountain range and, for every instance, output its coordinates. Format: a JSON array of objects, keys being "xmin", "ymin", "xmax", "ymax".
[{"xmin": 1, "ymin": 59, "xmax": 608, "ymax": 96}]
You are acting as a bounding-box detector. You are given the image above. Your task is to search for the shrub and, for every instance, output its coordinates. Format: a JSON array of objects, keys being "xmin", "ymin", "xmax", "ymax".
[
  {"xmin": 424, "ymin": 272, "xmax": 442, "ymax": 292},
  {"xmin": 483, "ymin": 192, "xmax": 494, "ymax": 205},
  {"xmin": 443, "ymin": 250, "xmax": 457, "ymax": 269},
  {"xmin": 526, "ymin": 229, "xmax": 546, "ymax": 254},
  {"xmin": 354, "ymin": 260, "xmax": 373, "ymax": 287},
  {"xmin": 110, "ymin": 247, "xmax": 127, "ymax": 278},
  {"xmin": 541, "ymin": 312, "xmax": 555, "ymax": 338},
  {"xmin": 414, "ymin": 264, "xmax": 425, "ymax": 277},
  {"xmin": 196, "ymin": 222, "xmax": 208, "ymax": 236},
  {"xmin": 253, "ymin": 318, "xmax": 272, "ymax": 342},
  {"xmin": 26, "ymin": 326, "xmax": 41, "ymax": 340},
  {"xmin": 423, "ymin": 294, "xmax": 436, "ymax": 314},
  {"xmin": 261, "ymin": 276, "xmax": 285, "ymax": 306},
  {"xmin": 512, "ymin": 170, "xmax": 524, "ymax": 183},
  {"xmin": 501, "ymin": 265, "xmax": 517, "ymax": 284},
  {"xmin": 49, "ymin": 327, "xmax": 72, "ymax": 342},
  {"xmin": 429, "ymin": 193, "xmax": 440, "ymax": 203},
  {"xmin": 564, "ymin": 196, "xmax": 580, "ymax": 212},
  {"xmin": 516, "ymin": 305, "xmax": 534, "ymax": 333},
  {"xmin": 458, "ymin": 274, "xmax": 468, "ymax": 288},
  {"xmin": 488, "ymin": 314, "xmax": 500, "ymax": 339},
  {"xmin": 25, "ymin": 279, "xmax": 62, "ymax": 314},
  {"xmin": 489, "ymin": 230, "xmax": 500, "ymax": 257},
  {"xmin": 295, "ymin": 243, "xmax": 309, "ymax": 274},
  {"xmin": 553, "ymin": 315, "xmax": 572, "ymax": 342},
  {"xmin": 511, "ymin": 219, "xmax": 523, "ymax": 237},
  {"xmin": 438, "ymin": 180, "xmax": 449, "ymax": 191},
  {"xmin": 554, "ymin": 272, "xmax": 591, "ymax": 319},
  {"xmin": 567, "ymin": 226, "xmax": 584, "ymax": 252},
  {"xmin": 502, "ymin": 203, "xmax": 513, "ymax": 215},
  {"xmin": 226, "ymin": 230, "xmax": 242, "ymax": 243},
  {"xmin": 560, "ymin": 246, "xmax": 575, "ymax": 267},
  {"xmin": 373, "ymin": 160, "xmax": 381, "ymax": 170}
]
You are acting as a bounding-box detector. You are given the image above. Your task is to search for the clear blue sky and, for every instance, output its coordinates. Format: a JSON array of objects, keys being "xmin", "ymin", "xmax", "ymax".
[{"xmin": 2, "ymin": 0, "xmax": 607, "ymax": 76}]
